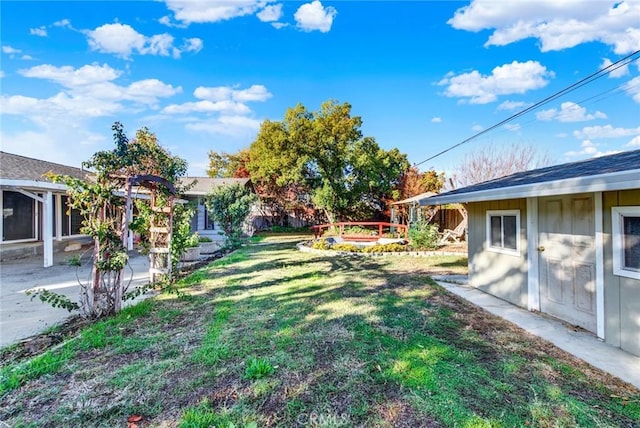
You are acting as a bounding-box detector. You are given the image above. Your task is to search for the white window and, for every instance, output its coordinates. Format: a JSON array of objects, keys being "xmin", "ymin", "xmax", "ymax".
[
  {"xmin": 486, "ymin": 210, "xmax": 520, "ymax": 255},
  {"xmin": 612, "ymin": 206, "xmax": 640, "ymax": 280}
]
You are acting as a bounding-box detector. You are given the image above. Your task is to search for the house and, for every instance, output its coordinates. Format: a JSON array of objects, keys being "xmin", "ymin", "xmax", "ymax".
[
  {"xmin": 0, "ymin": 151, "xmax": 91, "ymax": 267},
  {"xmin": 420, "ymin": 149, "xmax": 640, "ymax": 356},
  {"xmin": 179, "ymin": 177, "xmax": 255, "ymax": 245}
]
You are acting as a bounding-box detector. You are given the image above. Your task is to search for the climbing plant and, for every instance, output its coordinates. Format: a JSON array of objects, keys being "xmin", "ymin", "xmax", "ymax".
[{"xmin": 39, "ymin": 122, "xmax": 188, "ymax": 319}]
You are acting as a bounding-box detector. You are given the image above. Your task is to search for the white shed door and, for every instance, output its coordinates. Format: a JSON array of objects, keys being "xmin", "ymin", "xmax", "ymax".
[{"xmin": 538, "ymin": 195, "xmax": 596, "ymax": 332}]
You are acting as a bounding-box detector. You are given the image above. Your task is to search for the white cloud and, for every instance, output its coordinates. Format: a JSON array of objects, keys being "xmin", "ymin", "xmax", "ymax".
[
  {"xmin": 20, "ymin": 63, "xmax": 121, "ymax": 87},
  {"xmin": 163, "ymin": 0, "xmax": 267, "ymax": 25},
  {"xmin": 504, "ymin": 123, "xmax": 520, "ymax": 131},
  {"xmin": 573, "ymin": 124, "xmax": 640, "ymax": 139},
  {"xmin": 185, "ymin": 115, "xmax": 262, "ymax": 136},
  {"xmin": 193, "ymin": 84, "xmax": 272, "ymax": 102},
  {"xmin": 53, "ymin": 19, "xmax": 72, "ymax": 28},
  {"xmin": 601, "ymin": 58, "xmax": 629, "ymax": 78},
  {"xmin": 431, "ymin": 117, "xmax": 442, "ymax": 123},
  {"xmin": 165, "ymin": 84, "xmax": 271, "ymax": 137},
  {"xmin": 163, "ymin": 100, "xmax": 251, "ymax": 115},
  {"xmin": 295, "ymin": 1, "xmax": 337, "ymax": 33},
  {"xmin": 565, "ymin": 140, "xmax": 599, "ymax": 156},
  {"xmin": 2, "ymin": 45, "xmax": 21, "ymax": 54},
  {"xmin": 565, "ymin": 140, "xmax": 621, "ymax": 158},
  {"xmin": 30, "ymin": 27, "xmax": 47, "ymax": 37},
  {"xmin": 448, "ymin": 0, "xmax": 640, "ymax": 54},
  {"xmin": 3, "ymin": 63, "xmax": 181, "ymax": 123},
  {"xmin": 84, "ymin": 23, "xmax": 202, "ymax": 59},
  {"xmin": 439, "ymin": 60, "xmax": 552, "ymax": 104},
  {"xmin": 536, "ymin": 101, "xmax": 607, "ymax": 123},
  {"xmin": 471, "ymin": 124, "xmax": 484, "ymax": 132},
  {"xmin": 182, "ymin": 38, "xmax": 203, "ymax": 54},
  {"xmin": 0, "ymin": 129, "xmax": 106, "ymax": 168},
  {"xmin": 257, "ymin": 4, "xmax": 283, "ymax": 22},
  {"xmin": 498, "ymin": 100, "xmax": 528, "ymax": 110},
  {"xmin": 623, "ymin": 76, "xmax": 640, "ymax": 103},
  {"xmin": 0, "ymin": 71, "xmax": 5, "ymax": 78},
  {"xmin": 627, "ymin": 135, "xmax": 640, "ymax": 146}
]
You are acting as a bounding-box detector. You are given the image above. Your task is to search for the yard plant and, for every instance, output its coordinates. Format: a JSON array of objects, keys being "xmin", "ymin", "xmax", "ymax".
[{"xmin": 1, "ymin": 236, "xmax": 638, "ymax": 427}]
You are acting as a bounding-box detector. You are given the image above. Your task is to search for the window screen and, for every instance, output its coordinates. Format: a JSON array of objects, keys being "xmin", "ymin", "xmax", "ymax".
[{"xmin": 3, "ymin": 191, "xmax": 35, "ymax": 241}]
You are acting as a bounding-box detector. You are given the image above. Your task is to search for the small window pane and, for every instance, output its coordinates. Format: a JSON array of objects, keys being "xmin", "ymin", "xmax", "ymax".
[
  {"xmin": 490, "ymin": 216, "xmax": 502, "ymax": 247},
  {"xmin": 70, "ymin": 208, "xmax": 83, "ymax": 235},
  {"xmin": 623, "ymin": 216, "xmax": 640, "ymax": 271},
  {"xmin": 503, "ymin": 215, "xmax": 517, "ymax": 250}
]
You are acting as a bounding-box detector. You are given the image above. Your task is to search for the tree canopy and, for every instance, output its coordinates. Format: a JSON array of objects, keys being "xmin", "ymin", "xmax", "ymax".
[{"xmin": 247, "ymin": 100, "xmax": 409, "ymax": 223}]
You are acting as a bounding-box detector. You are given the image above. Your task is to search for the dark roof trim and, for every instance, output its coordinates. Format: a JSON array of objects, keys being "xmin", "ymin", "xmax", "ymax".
[{"xmin": 421, "ymin": 149, "xmax": 640, "ymax": 205}]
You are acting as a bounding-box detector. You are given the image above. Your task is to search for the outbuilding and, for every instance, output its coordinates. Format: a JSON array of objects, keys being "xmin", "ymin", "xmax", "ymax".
[{"xmin": 421, "ymin": 149, "xmax": 640, "ymax": 356}]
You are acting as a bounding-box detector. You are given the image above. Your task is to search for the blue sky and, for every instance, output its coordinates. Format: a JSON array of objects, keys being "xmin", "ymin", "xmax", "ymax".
[{"xmin": 1, "ymin": 1, "xmax": 639, "ymax": 177}]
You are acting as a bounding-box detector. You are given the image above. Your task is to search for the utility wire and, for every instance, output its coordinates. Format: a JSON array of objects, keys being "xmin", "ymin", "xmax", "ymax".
[{"xmin": 414, "ymin": 49, "xmax": 640, "ymax": 167}]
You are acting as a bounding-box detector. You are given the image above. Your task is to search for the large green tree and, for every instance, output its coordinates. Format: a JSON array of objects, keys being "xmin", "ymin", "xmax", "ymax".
[{"xmin": 247, "ymin": 100, "xmax": 409, "ymax": 223}]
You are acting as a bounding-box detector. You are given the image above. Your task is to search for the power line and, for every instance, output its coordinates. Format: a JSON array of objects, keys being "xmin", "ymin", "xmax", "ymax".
[{"xmin": 414, "ymin": 49, "xmax": 640, "ymax": 168}]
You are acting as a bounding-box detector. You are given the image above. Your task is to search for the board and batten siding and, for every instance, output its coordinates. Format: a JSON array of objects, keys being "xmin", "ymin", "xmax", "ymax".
[
  {"xmin": 467, "ymin": 199, "xmax": 528, "ymax": 307},
  {"xmin": 602, "ymin": 189, "xmax": 640, "ymax": 356}
]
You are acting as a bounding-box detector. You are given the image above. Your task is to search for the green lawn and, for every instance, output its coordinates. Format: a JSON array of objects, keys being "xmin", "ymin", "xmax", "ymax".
[{"xmin": 1, "ymin": 236, "xmax": 638, "ymax": 427}]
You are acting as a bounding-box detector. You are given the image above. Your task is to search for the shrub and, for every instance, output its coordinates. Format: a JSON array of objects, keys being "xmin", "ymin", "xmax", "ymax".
[
  {"xmin": 311, "ymin": 239, "xmax": 332, "ymax": 250},
  {"xmin": 331, "ymin": 243, "xmax": 361, "ymax": 252},
  {"xmin": 362, "ymin": 243, "xmax": 407, "ymax": 253},
  {"xmin": 186, "ymin": 233, "xmax": 200, "ymax": 248},
  {"xmin": 198, "ymin": 235, "xmax": 213, "ymax": 243},
  {"xmin": 408, "ymin": 221, "xmax": 439, "ymax": 250}
]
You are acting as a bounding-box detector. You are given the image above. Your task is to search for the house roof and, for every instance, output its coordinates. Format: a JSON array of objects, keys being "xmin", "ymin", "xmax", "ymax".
[
  {"xmin": 391, "ymin": 191, "xmax": 437, "ymax": 205},
  {"xmin": 180, "ymin": 177, "xmax": 252, "ymax": 195},
  {"xmin": 0, "ymin": 151, "xmax": 90, "ymax": 190},
  {"xmin": 421, "ymin": 149, "xmax": 640, "ymax": 206}
]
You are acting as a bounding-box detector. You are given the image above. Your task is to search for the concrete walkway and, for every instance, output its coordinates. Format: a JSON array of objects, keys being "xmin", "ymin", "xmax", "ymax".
[
  {"xmin": 432, "ymin": 275, "xmax": 640, "ymax": 390},
  {"xmin": 1, "ymin": 250, "xmax": 151, "ymax": 348}
]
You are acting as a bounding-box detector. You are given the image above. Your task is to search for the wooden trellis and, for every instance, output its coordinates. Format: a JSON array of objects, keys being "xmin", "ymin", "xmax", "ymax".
[{"xmin": 124, "ymin": 174, "xmax": 177, "ymax": 284}]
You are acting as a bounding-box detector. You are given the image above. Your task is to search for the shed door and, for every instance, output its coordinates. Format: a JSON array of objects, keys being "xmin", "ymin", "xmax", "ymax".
[{"xmin": 538, "ymin": 195, "xmax": 596, "ymax": 332}]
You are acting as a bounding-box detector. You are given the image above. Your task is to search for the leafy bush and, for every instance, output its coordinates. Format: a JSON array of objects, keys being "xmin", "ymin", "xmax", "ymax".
[
  {"xmin": 408, "ymin": 221, "xmax": 439, "ymax": 250},
  {"xmin": 198, "ymin": 235, "xmax": 213, "ymax": 243},
  {"xmin": 311, "ymin": 239, "xmax": 332, "ymax": 250},
  {"xmin": 362, "ymin": 243, "xmax": 407, "ymax": 253},
  {"xmin": 331, "ymin": 243, "xmax": 361, "ymax": 252}
]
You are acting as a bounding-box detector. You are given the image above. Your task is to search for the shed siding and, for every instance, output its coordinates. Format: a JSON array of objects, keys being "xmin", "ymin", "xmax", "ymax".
[
  {"xmin": 467, "ymin": 199, "xmax": 528, "ymax": 307},
  {"xmin": 603, "ymin": 189, "xmax": 640, "ymax": 356}
]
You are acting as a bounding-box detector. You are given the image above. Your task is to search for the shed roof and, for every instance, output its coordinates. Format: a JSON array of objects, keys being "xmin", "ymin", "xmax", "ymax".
[
  {"xmin": 421, "ymin": 149, "xmax": 640, "ymax": 206},
  {"xmin": 180, "ymin": 177, "xmax": 252, "ymax": 195},
  {"xmin": 0, "ymin": 151, "xmax": 89, "ymax": 182}
]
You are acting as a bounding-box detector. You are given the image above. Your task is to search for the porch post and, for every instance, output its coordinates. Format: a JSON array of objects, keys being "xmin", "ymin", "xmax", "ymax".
[{"xmin": 43, "ymin": 191, "xmax": 53, "ymax": 267}]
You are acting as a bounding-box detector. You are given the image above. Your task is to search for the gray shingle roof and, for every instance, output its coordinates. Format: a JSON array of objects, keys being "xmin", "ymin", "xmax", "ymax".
[
  {"xmin": 422, "ymin": 149, "xmax": 640, "ymax": 205},
  {"xmin": 0, "ymin": 151, "xmax": 89, "ymax": 182},
  {"xmin": 179, "ymin": 177, "xmax": 252, "ymax": 195}
]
